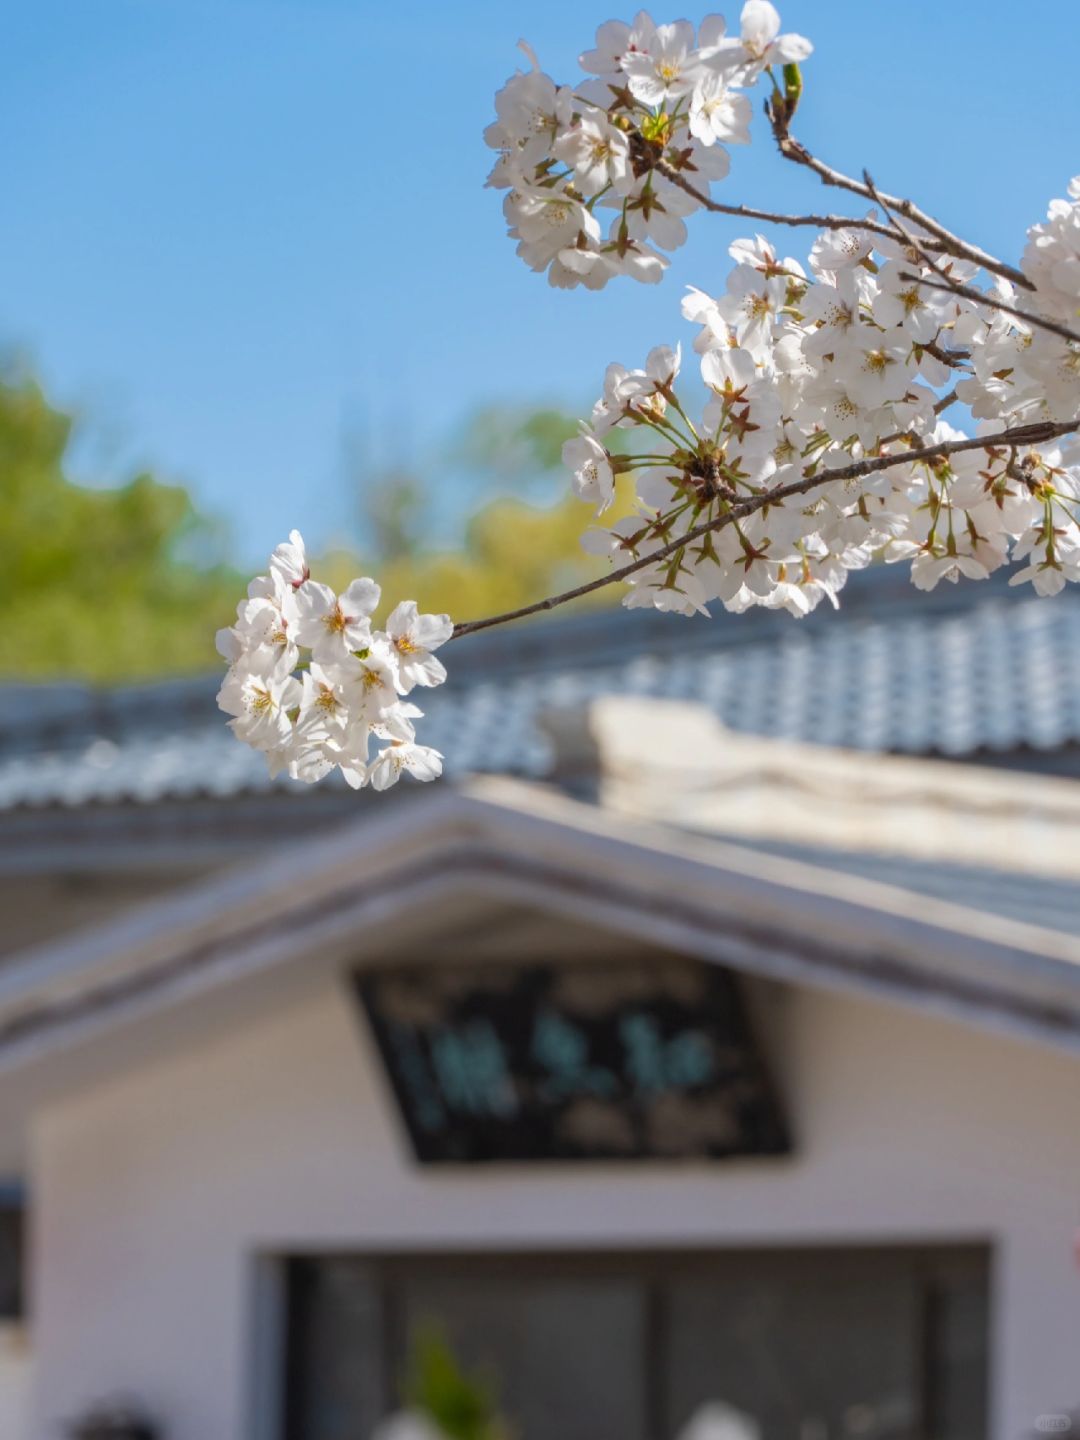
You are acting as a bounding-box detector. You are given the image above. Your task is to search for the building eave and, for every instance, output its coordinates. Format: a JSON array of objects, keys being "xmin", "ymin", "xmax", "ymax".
[{"xmin": 0, "ymin": 778, "xmax": 1075, "ymax": 1083}]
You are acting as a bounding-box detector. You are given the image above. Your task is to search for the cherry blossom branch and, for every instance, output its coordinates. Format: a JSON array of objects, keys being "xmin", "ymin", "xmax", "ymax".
[
  {"xmin": 765, "ymin": 106, "xmax": 1033, "ymax": 293},
  {"xmin": 862, "ymin": 169, "xmax": 967, "ymax": 291},
  {"xmin": 860, "ymin": 168, "xmax": 1080, "ymax": 350},
  {"xmin": 450, "ymin": 418, "xmax": 1080, "ymax": 640},
  {"xmin": 900, "ymin": 271, "xmax": 1080, "ymax": 349},
  {"xmin": 653, "ymin": 158, "xmax": 906, "ymax": 245},
  {"xmin": 921, "ymin": 341, "xmax": 971, "ymax": 369},
  {"xmin": 221, "ymin": 22, "xmax": 1080, "ymax": 796},
  {"xmin": 933, "ymin": 388, "xmax": 960, "ymax": 414}
]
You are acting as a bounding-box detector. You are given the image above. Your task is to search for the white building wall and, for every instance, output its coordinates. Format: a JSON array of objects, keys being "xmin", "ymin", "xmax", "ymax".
[
  {"xmin": 26, "ymin": 970, "xmax": 1080, "ymax": 1440},
  {"xmin": 0, "ymin": 1327, "xmax": 31, "ymax": 1439}
]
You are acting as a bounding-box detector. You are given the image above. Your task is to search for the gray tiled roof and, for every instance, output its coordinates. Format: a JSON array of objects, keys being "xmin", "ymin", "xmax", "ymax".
[
  {"xmin": 723, "ymin": 838, "xmax": 1080, "ymax": 939},
  {"xmin": 2, "ymin": 580, "xmax": 1080, "ymax": 813}
]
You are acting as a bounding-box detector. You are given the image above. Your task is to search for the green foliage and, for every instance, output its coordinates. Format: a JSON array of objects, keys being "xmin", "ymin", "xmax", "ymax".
[
  {"xmin": 323, "ymin": 470, "xmax": 635, "ymax": 628},
  {"xmin": 454, "ymin": 405, "xmax": 579, "ymax": 483},
  {"xmin": 403, "ymin": 1326, "xmax": 509, "ymax": 1440},
  {"xmin": 329, "ymin": 400, "xmax": 637, "ymax": 624},
  {"xmin": 363, "ymin": 467, "xmax": 424, "ymax": 562},
  {"xmin": 0, "ymin": 369, "xmax": 243, "ymax": 681},
  {"xmin": 0, "ymin": 368, "xmax": 625, "ymax": 681}
]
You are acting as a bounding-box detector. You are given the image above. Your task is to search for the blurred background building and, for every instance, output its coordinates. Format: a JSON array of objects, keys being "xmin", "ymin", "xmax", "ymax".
[{"xmin": 0, "ymin": 567, "xmax": 1078, "ymax": 1440}]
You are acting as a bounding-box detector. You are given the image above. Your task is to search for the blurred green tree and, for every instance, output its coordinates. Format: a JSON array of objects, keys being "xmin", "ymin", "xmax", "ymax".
[
  {"xmin": 454, "ymin": 404, "xmax": 579, "ymax": 482},
  {"xmin": 323, "ymin": 473, "xmax": 634, "ymax": 627},
  {"xmin": 330, "ymin": 404, "xmax": 635, "ymax": 625},
  {"xmin": 0, "ymin": 369, "xmax": 243, "ymax": 681},
  {"xmin": 0, "ymin": 373, "xmax": 627, "ymax": 681}
]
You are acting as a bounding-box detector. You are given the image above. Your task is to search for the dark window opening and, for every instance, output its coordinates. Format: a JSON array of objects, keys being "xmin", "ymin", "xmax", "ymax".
[
  {"xmin": 283, "ymin": 1245, "xmax": 989, "ymax": 1440},
  {"xmin": 0, "ymin": 1195, "xmax": 23, "ymax": 1321}
]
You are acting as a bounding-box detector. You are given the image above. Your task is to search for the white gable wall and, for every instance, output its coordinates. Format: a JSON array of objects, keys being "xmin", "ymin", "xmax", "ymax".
[
  {"xmin": 0, "ymin": 1329, "xmax": 30, "ymax": 1439},
  {"xmin": 26, "ymin": 959, "xmax": 1080, "ymax": 1440}
]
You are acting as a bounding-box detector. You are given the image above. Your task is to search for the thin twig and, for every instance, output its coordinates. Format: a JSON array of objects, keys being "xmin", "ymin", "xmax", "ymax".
[
  {"xmin": 899, "ymin": 271, "xmax": 1080, "ymax": 348},
  {"xmin": 921, "ymin": 341, "xmax": 971, "ymax": 369},
  {"xmin": 862, "ymin": 171, "xmax": 985, "ymax": 384},
  {"xmin": 450, "ymin": 418, "xmax": 1079, "ymax": 639},
  {"xmin": 765, "ymin": 108, "xmax": 1033, "ymax": 292},
  {"xmin": 933, "ymin": 388, "xmax": 960, "ymax": 415},
  {"xmin": 863, "ymin": 168, "xmax": 960, "ymax": 289},
  {"xmin": 851, "ymin": 169, "xmax": 1080, "ymax": 428},
  {"xmin": 654, "ymin": 159, "xmax": 905, "ymax": 246},
  {"xmin": 864, "ymin": 170, "xmax": 1080, "ymax": 349}
]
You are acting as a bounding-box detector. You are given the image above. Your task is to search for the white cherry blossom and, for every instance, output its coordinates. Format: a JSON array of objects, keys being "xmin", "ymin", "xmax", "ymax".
[
  {"xmin": 369, "ymin": 743, "xmax": 445, "ymax": 792},
  {"xmin": 579, "ymin": 13, "xmax": 657, "ymax": 78},
  {"xmin": 563, "ymin": 432, "xmax": 617, "ymax": 513},
  {"xmin": 622, "ymin": 20, "xmax": 703, "ymax": 104},
  {"xmin": 871, "ymin": 260, "xmax": 954, "ymax": 344},
  {"xmin": 1022, "ymin": 176, "xmax": 1080, "ymax": 324},
  {"xmin": 726, "ymin": 0, "xmax": 813, "ymax": 79},
  {"xmin": 344, "ymin": 644, "xmax": 401, "ymax": 723},
  {"xmin": 553, "ymin": 112, "xmax": 632, "ymax": 194},
  {"xmin": 485, "ymin": 69, "xmax": 565, "ymax": 180},
  {"xmin": 293, "ymin": 578, "xmax": 379, "ymax": 665},
  {"xmin": 384, "ymin": 602, "xmax": 454, "ymax": 691},
  {"xmin": 218, "ymin": 533, "xmax": 451, "ymax": 793},
  {"xmin": 809, "ymin": 222, "xmax": 876, "ymax": 275},
  {"xmin": 689, "ymin": 72, "xmax": 751, "ymax": 148},
  {"xmin": 615, "ymin": 176, "xmax": 700, "ymax": 252},
  {"xmin": 506, "ymin": 187, "xmax": 602, "ymax": 276},
  {"xmin": 269, "ymin": 529, "xmax": 309, "ymax": 589},
  {"xmin": 832, "ymin": 336, "xmax": 917, "ymax": 408},
  {"xmin": 217, "ymin": 655, "xmax": 301, "ymax": 751}
]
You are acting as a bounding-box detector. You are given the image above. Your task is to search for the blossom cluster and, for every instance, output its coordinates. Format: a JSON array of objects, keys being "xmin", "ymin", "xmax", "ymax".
[
  {"xmin": 562, "ymin": 177, "xmax": 1080, "ymax": 615},
  {"xmin": 216, "ymin": 9, "xmax": 1080, "ymax": 790},
  {"xmin": 1024, "ymin": 176, "xmax": 1080, "ymax": 328},
  {"xmin": 484, "ymin": 2, "xmax": 811, "ymax": 290},
  {"xmin": 217, "ymin": 531, "xmax": 449, "ymax": 789}
]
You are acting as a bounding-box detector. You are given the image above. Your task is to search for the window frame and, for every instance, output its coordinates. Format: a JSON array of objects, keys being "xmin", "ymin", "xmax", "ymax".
[{"xmin": 282, "ymin": 1242, "xmax": 992, "ymax": 1440}]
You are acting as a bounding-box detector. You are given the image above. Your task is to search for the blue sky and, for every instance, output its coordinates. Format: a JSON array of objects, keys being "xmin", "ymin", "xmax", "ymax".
[{"xmin": 3, "ymin": 0, "xmax": 1079, "ymax": 563}]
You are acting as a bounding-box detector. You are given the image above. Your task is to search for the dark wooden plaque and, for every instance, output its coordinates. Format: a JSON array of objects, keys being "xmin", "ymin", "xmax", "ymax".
[{"xmin": 355, "ymin": 958, "xmax": 790, "ymax": 1163}]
